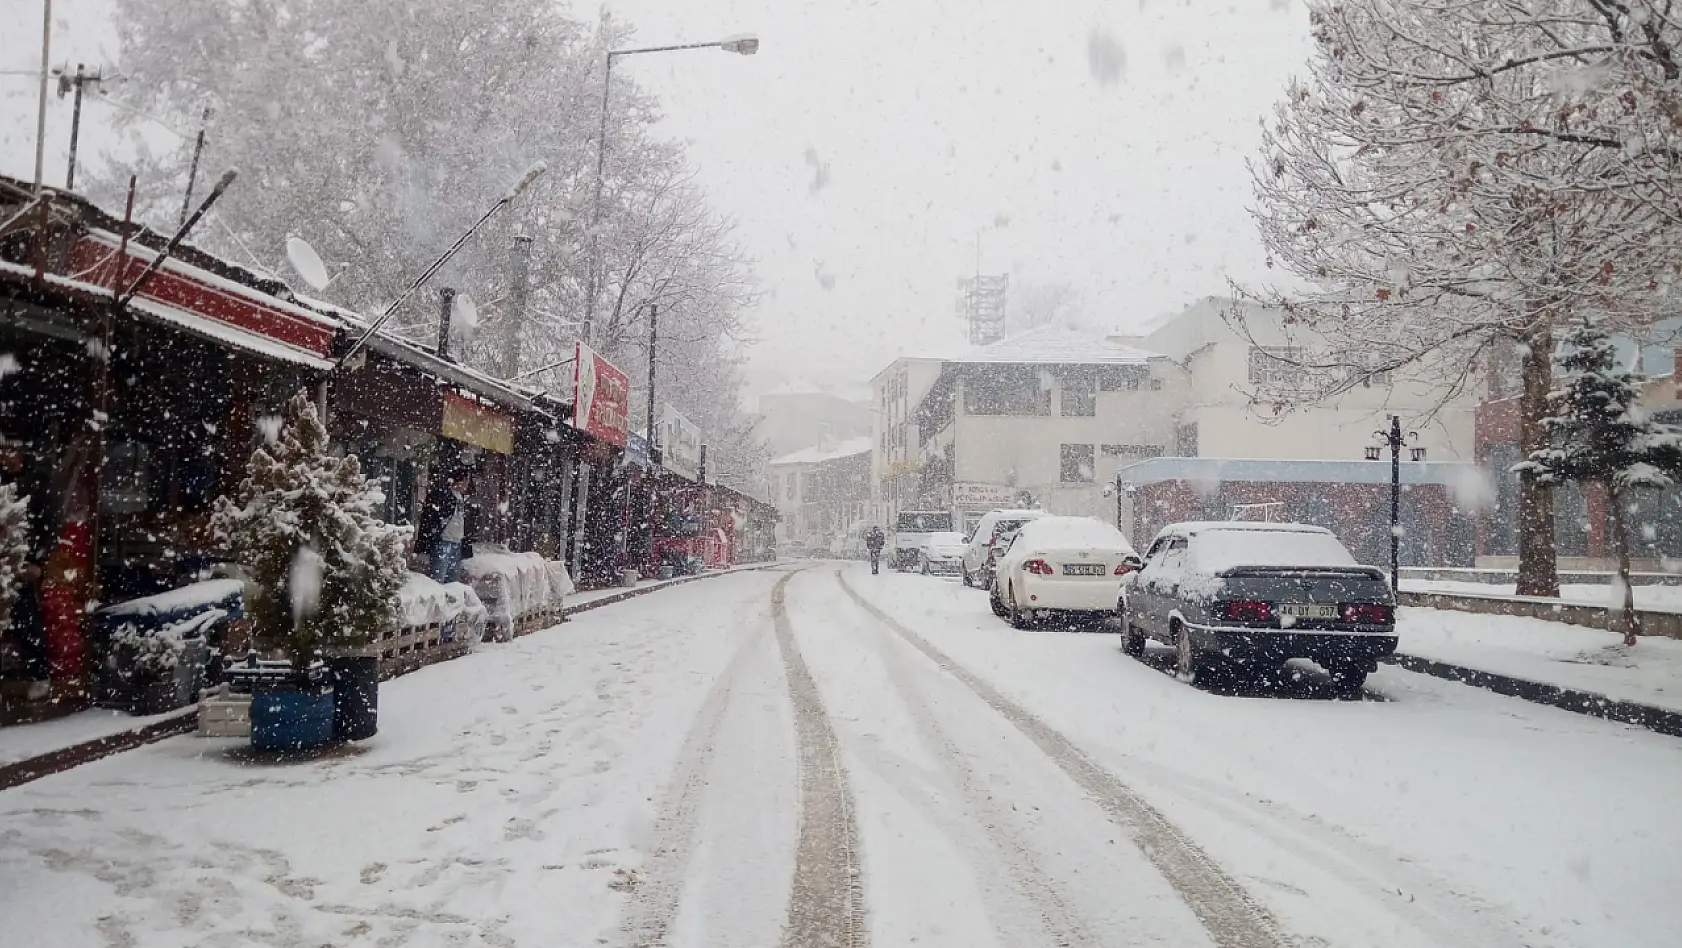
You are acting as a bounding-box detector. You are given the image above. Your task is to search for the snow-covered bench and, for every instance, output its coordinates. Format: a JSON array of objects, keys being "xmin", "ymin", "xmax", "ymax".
[{"xmin": 458, "ymin": 546, "xmax": 575, "ymax": 641}]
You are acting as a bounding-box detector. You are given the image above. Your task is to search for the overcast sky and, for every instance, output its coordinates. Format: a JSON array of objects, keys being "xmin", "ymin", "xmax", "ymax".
[{"xmin": 1, "ymin": 0, "xmax": 1313, "ymax": 400}]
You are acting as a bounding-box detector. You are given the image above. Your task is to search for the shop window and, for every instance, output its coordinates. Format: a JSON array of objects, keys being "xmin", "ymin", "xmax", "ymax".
[
  {"xmin": 102, "ymin": 440, "xmax": 153, "ymax": 515},
  {"xmin": 1060, "ymin": 444, "xmax": 1095, "ymax": 483}
]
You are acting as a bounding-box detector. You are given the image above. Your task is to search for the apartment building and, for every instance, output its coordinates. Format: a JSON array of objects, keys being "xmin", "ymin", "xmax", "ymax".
[
  {"xmin": 769, "ymin": 437, "xmax": 872, "ymax": 553},
  {"xmin": 869, "ymin": 299, "xmax": 1480, "ymax": 539}
]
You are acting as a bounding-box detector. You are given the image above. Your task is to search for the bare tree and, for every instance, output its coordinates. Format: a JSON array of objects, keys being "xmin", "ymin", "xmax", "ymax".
[
  {"xmin": 97, "ymin": 0, "xmax": 761, "ymax": 474},
  {"xmin": 1235, "ymin": 0, "xmax": 1682, "ymax": 595}
]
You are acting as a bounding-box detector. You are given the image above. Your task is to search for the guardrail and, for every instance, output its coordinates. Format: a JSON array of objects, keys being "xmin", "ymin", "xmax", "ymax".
[{"xmin": 1398, "ymin": 590, "xmax": 1682, "ymax": 640}]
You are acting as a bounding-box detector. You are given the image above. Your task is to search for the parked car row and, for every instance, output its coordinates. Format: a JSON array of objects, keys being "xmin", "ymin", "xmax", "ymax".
[{"xmin": 903, "ymin": 508, "xmax": 1400, "ymax": 694}]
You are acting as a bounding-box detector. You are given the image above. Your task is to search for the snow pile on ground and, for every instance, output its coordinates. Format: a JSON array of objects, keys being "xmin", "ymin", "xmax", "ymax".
[
  {"xmin": 459, "ymin": 545, "xmax": 572, "ymax": 632},
  {"xmin": 1403, "ymin": 579, "xmax": 1682, "ymax": 612},
  {"xmin": 0, "ymin": 708, "xmax": 189, "ymax": 768},
  {"xmin": 1398, "ymin": 606, "xmax": 1682, "ymax": 712},
  {"xmin": 397, "ymin": 572, "xmax": 489, "ymax": 644}
]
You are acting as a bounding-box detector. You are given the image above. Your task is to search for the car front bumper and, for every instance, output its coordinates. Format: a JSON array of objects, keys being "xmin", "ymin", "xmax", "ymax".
[{"xmin": 1185, "ymin": 624, "xmax": 1399, "ymax": 666}]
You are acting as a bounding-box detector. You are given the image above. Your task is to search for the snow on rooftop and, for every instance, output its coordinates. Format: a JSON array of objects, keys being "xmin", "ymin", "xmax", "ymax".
[
  {"xmin": 770, "ymin": 436, "xmax": 872, "ymax": 466},
  {"xmin": 946, "ymin": 324, "xmax": 1159, "ymax": 366}
]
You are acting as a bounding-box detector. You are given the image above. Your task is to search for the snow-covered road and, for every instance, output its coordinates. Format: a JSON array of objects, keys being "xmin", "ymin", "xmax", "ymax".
[{"xmin": 3, "ymin": 563, "xmax": 1679, "ymax": 948}]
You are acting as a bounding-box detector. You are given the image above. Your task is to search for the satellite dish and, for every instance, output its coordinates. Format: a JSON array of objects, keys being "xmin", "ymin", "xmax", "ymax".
[
  {"xmin": 452, "ymin": 292, "xmax": 479, "ymax": 332},
  {"xmin": 285, "ymin": 236, "xmax": 331, "ymax": 292}
]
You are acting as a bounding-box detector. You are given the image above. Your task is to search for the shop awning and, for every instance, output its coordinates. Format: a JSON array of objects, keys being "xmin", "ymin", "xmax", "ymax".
[
  {"xmin": 0, "ymin": 260, "xmax": 336, "ymax": 373},
  {"xmin": 126, "ymin": 294, "xmax": 336, "ymax": 372}
]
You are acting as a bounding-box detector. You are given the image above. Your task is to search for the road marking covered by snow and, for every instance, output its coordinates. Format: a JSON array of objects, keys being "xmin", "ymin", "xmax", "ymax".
[
  {"xmin": 772, "ymin": 570, "xmax": 869, "ymax": 948},
  {"xmin": 835, "ymin": 570, "xmax": 1289, "ymax": 948}
]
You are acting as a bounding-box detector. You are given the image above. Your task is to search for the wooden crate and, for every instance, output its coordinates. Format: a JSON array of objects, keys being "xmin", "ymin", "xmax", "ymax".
[{"xmin": 197, "ymin": 685, "xmax": 252, "ymax": 738}]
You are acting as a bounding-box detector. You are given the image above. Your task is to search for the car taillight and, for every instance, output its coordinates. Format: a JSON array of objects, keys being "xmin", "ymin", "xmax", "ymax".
[
  {"xmin": 1114, "ymin": 563, "xmax": 1137, "ymax": 576},
  {"xmin": 1024, "ymin": 559, "xmax": 1055, "ymax": 575},
  {"xmin": 1340, "ymin": 603, "xmax": 1394, "ymax": 624},
  {"xmin": 1218, "ymin": 600, "xmax": 1274, "ymax": 622}
]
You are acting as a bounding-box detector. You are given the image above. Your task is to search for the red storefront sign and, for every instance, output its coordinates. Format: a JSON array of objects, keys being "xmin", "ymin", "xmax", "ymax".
[
  {"xmin": 572, "ymin": 341, "xmax": 630, "ymax": 447},
  {"xmin": 66, "ymin": 232, "xmax": 337, "ymax": 358}
]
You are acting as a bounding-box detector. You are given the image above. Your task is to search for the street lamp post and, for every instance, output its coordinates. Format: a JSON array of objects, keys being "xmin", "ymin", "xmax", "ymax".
[
  {"xmin": 582, "ymin": 35, "xmax": 758, "ymax": 345},
  {"xmin": 1365, "ymin": 415, "xmax": 1427, "ymax": 592}
]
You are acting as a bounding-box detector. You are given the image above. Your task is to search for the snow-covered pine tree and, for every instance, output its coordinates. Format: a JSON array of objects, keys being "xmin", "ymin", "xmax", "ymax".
[
  {"xmin": 1518, "ymin": 323, "xmax": 1682, "ymax": 644},
  {"xmin": 211, "ymin": 391, "xmax": 411, "ymax": 676},
  {"xmin": 0, "ymin": 481, "xmax": 30, "ymax": 627}
]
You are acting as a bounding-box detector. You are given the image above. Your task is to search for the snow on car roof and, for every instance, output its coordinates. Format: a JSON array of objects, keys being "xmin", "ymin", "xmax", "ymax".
[
  {"xmin": 1016, "ymin": 516, "xmax": 1136, "ymax": 551},
  {"xmin": 1169, "ymin": 521, "xmax": 1333, "ymax": 535},
  {"xmin": 1189, "ymin": 529, "xmax": 1360, "ymax": 574}
]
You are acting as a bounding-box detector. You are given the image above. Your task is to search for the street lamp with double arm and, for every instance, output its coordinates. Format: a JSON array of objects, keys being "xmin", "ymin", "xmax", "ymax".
[{"xmin": 1365, "ymin": 416, "xmax": 1427, "ymax": 592}]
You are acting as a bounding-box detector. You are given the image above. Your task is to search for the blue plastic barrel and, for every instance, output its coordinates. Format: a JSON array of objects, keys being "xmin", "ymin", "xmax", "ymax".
[{"xmin": 250, "ymin": 689, "xmax": 337, "ymax": 751}]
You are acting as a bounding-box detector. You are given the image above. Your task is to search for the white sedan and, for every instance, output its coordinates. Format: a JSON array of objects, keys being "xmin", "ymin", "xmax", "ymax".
[{"xmin": 990, "ymin": 516, "xmax": 1142, "ymax": 629}]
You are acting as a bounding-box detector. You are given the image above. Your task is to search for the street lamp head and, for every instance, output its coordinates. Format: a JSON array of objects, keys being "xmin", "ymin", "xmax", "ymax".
[
  {"xmin": 505, "ymin": 161, "xmax": 548, "ymax": 200},
  {"xmin": 1410, "ymin": 446, "xmax": 1428, "ymax": 462},
  {"xmin": 720, "ymin": 36, "xmax": 760, "ymax": 55},
  {"xmin": 1364, "ymin": 445, "xmax": 1382, "ymax": 461}
]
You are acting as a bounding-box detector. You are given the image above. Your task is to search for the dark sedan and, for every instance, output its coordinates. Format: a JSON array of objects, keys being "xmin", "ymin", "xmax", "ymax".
[{"xmin": 1122, "ymin": 521, "xmax": 1397, "ymax": 692}]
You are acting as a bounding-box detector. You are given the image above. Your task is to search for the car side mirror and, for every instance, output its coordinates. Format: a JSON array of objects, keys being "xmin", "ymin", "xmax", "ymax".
[{"xmin": 1123, "ymin": 554, "xmax": 1144, "ymax": 569}]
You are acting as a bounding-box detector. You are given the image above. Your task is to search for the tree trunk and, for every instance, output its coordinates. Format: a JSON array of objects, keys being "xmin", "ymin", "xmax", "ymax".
[
  {"xmin": 1606, "ymin": 483, "xmax": 1641, "ymax": 646},
  {"xmin": 1515, "ymin": 321, "xmax": 1560, "ymax": 597}
]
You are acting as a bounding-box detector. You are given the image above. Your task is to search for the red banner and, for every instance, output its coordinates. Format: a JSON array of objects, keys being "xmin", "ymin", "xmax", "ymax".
[{"xmin": 572, "ymin": 341, "xmax": 630, "ymax": 447}]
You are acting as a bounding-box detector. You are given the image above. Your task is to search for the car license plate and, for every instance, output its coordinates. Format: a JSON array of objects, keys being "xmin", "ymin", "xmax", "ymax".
[
  {"xmin": 1063, "ymin": 563, "xmax": 1107, "ymax": 576},
  {"xmin": 1279, "ymin": 603, "xmax": 1337, "ymax": 620}
]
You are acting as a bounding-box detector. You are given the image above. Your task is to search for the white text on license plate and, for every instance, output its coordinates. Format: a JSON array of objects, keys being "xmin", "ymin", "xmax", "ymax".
[
  {"xmin": 1063, "ymin": 564, "xmax": 1107, "ymax": 576},
  {"xmin": 1279, "ymin": 603, "xmax": 1337, "ymax": 620}
]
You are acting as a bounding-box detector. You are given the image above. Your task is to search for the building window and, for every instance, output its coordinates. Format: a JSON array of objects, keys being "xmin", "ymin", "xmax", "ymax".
[
  {"xmin": 1248, "ymin": 346, "xmax": 1302, "ymax": 387},
  {"xmin": 1060, "ymin": 373, "xmax": 1097, "ymax": 417},
  {"xmin": 1174, "ymin": 422, "xmax": 1199, "ymax": 457},
  {"xmin": 1099, "ymin": 366, "xmax": 1148, "ymax": 391},
  {"xmin": 1060, "ymin": 444, "xmax": 1095, "ymax": 483},
  {"xmin": 1102, "ymin": 444, "xmax": 1164, "ymax": 459},
  {"xmin": 963, "ymin": 365, "xmax": 1053, "ymax": 416},
  {"xmin": 1150, "ymin": 377, "xmax": 1163, "ymax": 391}
]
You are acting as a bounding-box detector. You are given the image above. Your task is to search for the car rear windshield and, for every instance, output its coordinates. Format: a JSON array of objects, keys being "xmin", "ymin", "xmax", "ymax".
[
  {"xmin": 1189, "ymin": 529, "xmax": 1358, "ymax": 574},
  {"xmin": 897, "ymin": 512, "xmax": 954, "ymax": 532}
]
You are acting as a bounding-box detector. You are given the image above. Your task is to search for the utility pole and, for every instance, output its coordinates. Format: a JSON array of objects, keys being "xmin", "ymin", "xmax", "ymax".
[
  {"xmin": 436, "ymin": 287, "xmax": 456, "ymax": 360},
  {"xmin": 502, "ymin": 234, "xmax": 533, "ymax": 378},
  {"xmin": 32, "ymin": 0, "xmax": 52, "ymax": 195},
  {"xmin": 178, "ymin": 107, "xmax": 212, "ymax": 228},
  {"xmin": 644, "ymin": 303, "xmax": 660, "ymax": 575},
  {"xmin": 646, "ymin": 303, "xmax": 659, "ymax": 465},
  {"xmin": 59, "ymin": 63, "xmax": 103, "ymax": 191}
]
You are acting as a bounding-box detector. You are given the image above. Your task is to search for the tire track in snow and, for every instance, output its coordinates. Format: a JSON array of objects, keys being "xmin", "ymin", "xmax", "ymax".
[
  {"xmin": 1117, "ymin": 755, "xmax": 1552, "ymax": 948},
  {"xmin": 815, "ymin": 569, "xmax": 1100, "ymax": 946},
  {"xmin": 836, "ymin": 571, "xmax": 1289, "ymax": 948},
  {"xmin": 773, "ymin": 571, "xmax": 870, "ymax": 948},
  {"xmin": 620, "ymin": 570, "xmax": 791, "ymax": 948}
]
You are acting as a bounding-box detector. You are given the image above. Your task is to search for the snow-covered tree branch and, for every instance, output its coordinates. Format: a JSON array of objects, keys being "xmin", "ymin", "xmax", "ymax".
[{"xmin": 1234, "ymin": 0, "xmax": 1682, "ymax": 595}]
